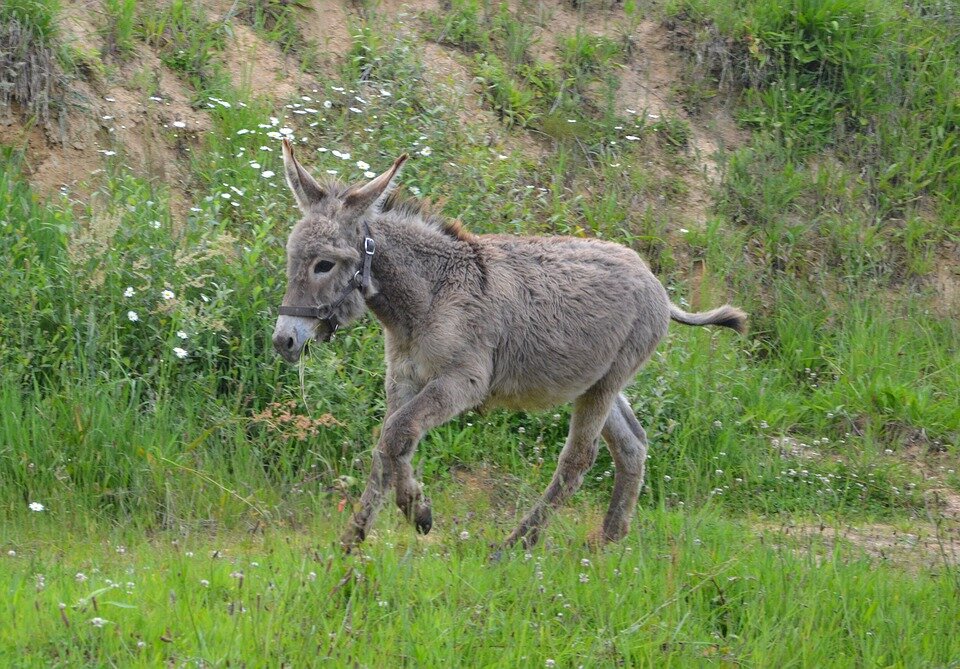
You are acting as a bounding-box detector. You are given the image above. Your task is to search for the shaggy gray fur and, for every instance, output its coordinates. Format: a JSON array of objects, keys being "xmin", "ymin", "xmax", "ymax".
[{"xmin": 272, "ymin": 140, "xmax": 747, "ymax": 551}]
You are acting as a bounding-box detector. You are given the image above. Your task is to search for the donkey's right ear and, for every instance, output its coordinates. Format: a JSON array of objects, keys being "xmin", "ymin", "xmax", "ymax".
[{"xmin": 282, "ymin": 138, "xmax": 327, "ymax": 211}]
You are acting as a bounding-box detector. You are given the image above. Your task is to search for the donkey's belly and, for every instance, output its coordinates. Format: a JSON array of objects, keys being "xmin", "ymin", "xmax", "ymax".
[{"xmin": 484, "ymin": 374, "xmax": 601, "ymax": 411}]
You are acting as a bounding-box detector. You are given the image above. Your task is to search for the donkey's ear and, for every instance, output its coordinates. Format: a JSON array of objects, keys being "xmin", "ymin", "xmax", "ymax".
[
  {"xmin": 343, "ymin": 154, "xmax": 409, "ymax": 213},
  {"xmin": 282, "ymin": 138, "xmax": 327, "ymax": 211}
]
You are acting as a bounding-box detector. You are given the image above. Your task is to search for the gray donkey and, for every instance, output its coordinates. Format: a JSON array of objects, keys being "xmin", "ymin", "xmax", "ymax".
[{"xmin": 272, "ymin": 139, "xmax": 746, "ymax": 551}]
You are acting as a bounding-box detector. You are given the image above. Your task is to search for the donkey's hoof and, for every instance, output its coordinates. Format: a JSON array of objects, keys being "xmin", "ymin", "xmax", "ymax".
[{"xmin": 414, "ymin": 506, "xmax": 433, "ymax": 535}]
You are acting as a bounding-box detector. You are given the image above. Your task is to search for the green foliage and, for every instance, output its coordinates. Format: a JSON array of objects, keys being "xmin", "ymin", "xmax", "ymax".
[
  {"xmin": 670, "ymin": 0, "xmax": 960, "ymax": 223},
  {"xmin": 0, "ymin": 0, "xmax": 61, "ymax": 39},
  {"xmin": 427, "ymin": 0, "xmax": 491, "ymax": 52},
  {"xmin": 558, "ymin": 29, "xmax": 622, "ymax": 79},
  {"xmin": 474, "ymin": 53, "xmax": 539, "ymax": 128},
  {"xmin": 497, "ymin": 2, "xmax": 536, "ymax": 66},
  {"xmin": 137, "ymin": 0, "xmax": 227, "ymax": 88},
  {"xmin": 101, "ymin": 0, "xmax": 137, "ymax": 59},
  {"xmin": 238, "ymin": 0, "xmax": 315, "ymax": 63}
]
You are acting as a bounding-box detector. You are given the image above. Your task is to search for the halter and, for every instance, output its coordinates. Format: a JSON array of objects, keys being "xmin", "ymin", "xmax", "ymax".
[{"xmin": 277, "ymin": 223, "xmax": 376, "ymax": 337}]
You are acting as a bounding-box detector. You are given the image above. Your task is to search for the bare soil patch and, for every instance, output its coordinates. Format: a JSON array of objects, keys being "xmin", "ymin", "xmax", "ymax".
[
  {"xmin": 296, "ymin": 0, "xmax": 355, "ymax": 73},
  {"xmin": 222, "ymin": 22, "xmax": 301, "ymax": 100},
  {"xmin": 759, "ymin": 518, "xmax": 960, "ymax": 569},
  {"xmin": 3, "ymin": 1, "xmax": 208, "ymax": 219}
]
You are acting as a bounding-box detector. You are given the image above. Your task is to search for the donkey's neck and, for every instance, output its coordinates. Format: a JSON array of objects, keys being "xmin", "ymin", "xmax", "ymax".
[{"xmin": 364, "ymin": 214, "xmax": 479, "ymax": 338}]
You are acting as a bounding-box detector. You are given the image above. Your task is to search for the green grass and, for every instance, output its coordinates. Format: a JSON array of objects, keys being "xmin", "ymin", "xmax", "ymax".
[
  {"xmin": 137, "ymin": 0, "xmax": 227, "ymax": 89},
  {"xmin": 3, "ymin": 505, "xmax": 958, "ymax": 667},
  {"xmin": 2, "ymin": 0, "xmax": 960, "ymax": 665},
  {"xmin": 100, "ymin": 0, "xmax": 137, "ymax": 58},
  {"xmin": 0, "ymin": 0, "xmax": 61, "ymax": 39}
]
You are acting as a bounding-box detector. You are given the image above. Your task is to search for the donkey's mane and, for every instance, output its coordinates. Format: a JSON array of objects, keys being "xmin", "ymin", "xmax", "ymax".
[
  {"xmin": 320, "ymin": 176, "xmax": 469, "ymax": 241},
  {"xmin": 379, "ymin": 190, "xmax": 470, "ymax": 241}
]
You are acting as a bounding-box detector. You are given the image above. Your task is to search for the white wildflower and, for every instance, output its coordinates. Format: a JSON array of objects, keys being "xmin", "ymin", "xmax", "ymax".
[
  {"xmin": 29, "ymin": 502, "xmax": 44, "ymax": 512},
  {"xmin": 356, "ymin": 160, "xmax": 370, "ymax": 170},
  {"xmin": 124, "ymin": 286, "xmax": 135, "ymax": 297},
  {"xmin": 90, "ymin": 617, "xmax": 107, "ymax": 628},
  {"xmin": 172, "ymin": 121, "xmax": 186, "ymax": 128},
  {"xmin": 261, "ymin": 170, "xmax": 275, "ymax": 179},
  {"xmin": 176, "ymin": 331, "xmax": 188, "ymax": 339},
  {"xmin": 127, "ymin": 311, "xmax": 139, "ymax": 322},
  {"xmin": 161, "ymin": 290, "xmax": 175, "ymax": 300},
  {"xmin": 420, "ymin": 146, "xmax": 433, "ymax": 157},
  {"xmin": 173, "ymin": 347, "xmax": 188, "ymax": 359}
]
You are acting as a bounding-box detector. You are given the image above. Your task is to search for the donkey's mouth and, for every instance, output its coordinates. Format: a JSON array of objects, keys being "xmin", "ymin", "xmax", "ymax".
[{"xmin": 314, "ymin": 322, "xmax": 337, "ymax": 344}]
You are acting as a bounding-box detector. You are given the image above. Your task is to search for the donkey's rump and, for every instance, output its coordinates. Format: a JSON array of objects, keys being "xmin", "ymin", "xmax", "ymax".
[{"xmin": 481, "ymin": 235, "xmax": 671, "ymax": 410}]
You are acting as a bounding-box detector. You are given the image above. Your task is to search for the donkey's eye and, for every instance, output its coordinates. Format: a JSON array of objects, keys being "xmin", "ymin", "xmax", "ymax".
[{"xmin": 314, "ymin": 260, "xmax": 335, "ymax": 274}]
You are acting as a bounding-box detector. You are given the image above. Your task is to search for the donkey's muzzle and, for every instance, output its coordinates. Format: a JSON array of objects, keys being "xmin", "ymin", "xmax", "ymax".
[{"xmin": 272, "ymin": 315, "xmax": 321, "ymax": 363}]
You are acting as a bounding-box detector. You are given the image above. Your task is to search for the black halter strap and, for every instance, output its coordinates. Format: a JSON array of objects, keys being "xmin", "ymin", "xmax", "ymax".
[{"xmin": 277, "ymin": 224, "xmax": 376, "ymax": 335}]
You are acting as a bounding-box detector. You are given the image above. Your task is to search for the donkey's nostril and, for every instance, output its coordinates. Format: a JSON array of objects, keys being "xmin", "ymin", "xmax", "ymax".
[{"xmin": 285, "ymin": 336, "xmax": 295, "ymax": 351}]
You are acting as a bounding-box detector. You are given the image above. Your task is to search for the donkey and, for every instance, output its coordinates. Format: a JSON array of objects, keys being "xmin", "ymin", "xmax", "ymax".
[{"xmin": 272, "ymin": 139, "xmax": 746, "ymax": 551}]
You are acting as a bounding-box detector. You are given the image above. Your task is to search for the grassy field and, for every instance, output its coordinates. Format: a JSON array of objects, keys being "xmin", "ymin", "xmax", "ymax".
[{"xmin": 2, "ymin": 0, "xmax": 958, "ymax": 665}]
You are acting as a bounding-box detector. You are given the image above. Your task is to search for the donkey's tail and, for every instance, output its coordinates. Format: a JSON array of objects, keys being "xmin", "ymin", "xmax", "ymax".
[{"xmin": 669, "ymin": 303, "xmax": 747, "ymax": 334}]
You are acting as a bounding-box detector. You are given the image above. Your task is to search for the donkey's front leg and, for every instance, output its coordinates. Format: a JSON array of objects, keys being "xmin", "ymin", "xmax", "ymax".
[{"xmin": 340, "ymin": 374, "xmax": 480, "ymax": 549}]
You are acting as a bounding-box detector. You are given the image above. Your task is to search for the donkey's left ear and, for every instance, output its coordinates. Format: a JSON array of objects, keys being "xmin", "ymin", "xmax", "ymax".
[
  {"xmin": 282, "ymin": 138, "xmax": 327, "ymax": 212},
  {"xmin": 343, "ymin": 154, "xmax": 409, "ymax": 213}
]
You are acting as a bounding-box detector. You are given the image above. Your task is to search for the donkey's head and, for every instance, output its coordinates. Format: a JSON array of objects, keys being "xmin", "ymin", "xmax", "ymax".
[{"xmin": 272, "ymin": 139, "xmax": 408, "ymax": 362}]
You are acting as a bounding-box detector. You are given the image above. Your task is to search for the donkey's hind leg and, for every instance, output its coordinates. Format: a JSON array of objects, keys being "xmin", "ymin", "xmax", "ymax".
[
  {"xmin": 596, "ymin": 393, "xmax": 648, "ymax": 542},
  {"xmin": 503, "ymin": 389, "xmax": 617, "ymax": 549}
]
